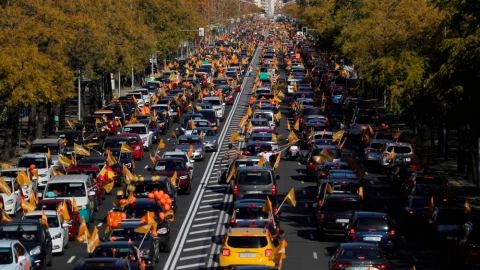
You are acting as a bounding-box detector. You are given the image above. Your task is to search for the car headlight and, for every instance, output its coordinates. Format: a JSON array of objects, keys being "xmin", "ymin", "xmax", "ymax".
[
  {"xmin": 179, "ymin": 175, "xmax": 188, "ymax": 180},
  {"xmin": 52, "ymin": 233, "xmax": 62, "ymax": 240},
  {"xmin": 6, "ymin": 199, "xmax": 14, "ymax": 205},
  {"xmin": 157, "ymin": 227, "xmax": 168, "ymax": 235},
  {"xmin": 30, "ymin": 246, "xmax": 41, "ymax": 256},
  {"xmin": 140, "ymin": 249, "xmax": 150, "ymax": 257}
]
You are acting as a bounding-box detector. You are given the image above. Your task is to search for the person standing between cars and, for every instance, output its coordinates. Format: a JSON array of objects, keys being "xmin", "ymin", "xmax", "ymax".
[{"xmin": 225, "ymin": 143, "xmax": 240, "ymax": 163}]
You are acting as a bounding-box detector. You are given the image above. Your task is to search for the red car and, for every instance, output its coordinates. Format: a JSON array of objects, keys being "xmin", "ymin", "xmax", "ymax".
[
  {"xmin": 150, "ymin": 158, "xmax": 191, "ymax": 194},
  {"xmin": 103, "ymin": 133, "xmax": 144, "ymax": 160},
  {"xmin": 37, "ymin": 199, "xmax": 80, "ymax": 240}
]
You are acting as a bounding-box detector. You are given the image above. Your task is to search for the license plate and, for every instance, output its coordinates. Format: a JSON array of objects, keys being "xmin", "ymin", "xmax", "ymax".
[
  {"xmin": 239, "ymin": 253, "xmax": 256, "ymax": 258},
  {"xmin": 364, "ymin": 236, "xmax": 381, "ymax": 242},
  {"xmin": 345, "ymin": 267, "xmax": 372, "ymax": 270},
  {"xmin": 336, "ymin": 219, "xmax": 349, "ymax": 223},
  {"xmin": 246, "ymin": 191, "xmax": 262, "ymax": 194}
]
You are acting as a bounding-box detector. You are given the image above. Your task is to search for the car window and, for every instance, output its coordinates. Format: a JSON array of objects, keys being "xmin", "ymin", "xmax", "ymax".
[
  {"xmin": 0, "ymin": 225, "xmax": 40, "ymax": 242},
  {"xmin": 238, "ymin": 171, "xmax": 272, "ymax": 185},
  {"xmin": 18, "ymin": 157, "xmax": 47, "ymax": 169},
  {"xmin": 236, "ymin": 207, "xmax": 268, "ymax": 220},
  {"xmin": 0, "ymin": 247, "xmax": 13, "ymax": 264},
  {"xmin": 338, "ymin": 247, "xmax": 382, "ymax": 259},
  {"xmin": 44, "ymin": 182, "xmax": 86, "ymax": 198},
  {"xmin": 227, "ymin": 236, "xmax": 268, "ymax": 248},
  {"xmin": 123, "ymin": 126, "xmax": 147, "ymax": 134},
  {"xmin": 386, "ymin": 146, "xmax": 412, "ymax": 154},
  {"xmin": 155, "ymin": 161, "xmax": 185, "ymax": 171},
  {"xmin": 24, "ymin": 215, "xmax": 60, "ymax": 228},
  {"xmin": 355, "ymin": 217, "xmax": 389, "ymax": 231}
]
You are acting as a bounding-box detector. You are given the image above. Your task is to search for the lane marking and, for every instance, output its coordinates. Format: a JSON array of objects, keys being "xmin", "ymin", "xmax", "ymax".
[
  {"xmin": 313, "ymin": 251, "xmax": 318, "ymax": 260},
  {"xmin": 176, "ymin": 263, "xmax": 206, "ymax": 269},
  {"xmin": 183, "ymin": 244, "xmax": 210, "ymax": 252},
  {"xmin": 201, "ymin": 198, "xmax": 224, "ymax": 203},
  {"xmin": 179, "ymin": 254, "xmax": 207, "ymax": 261},
  {"xmin": 192, "ymin": 221, "xmax": 217, "ymax": 228},
  {"xmin": 186, "ymin": 236, "xmax": 211, "ymax": 243},
  {"xmin": 203, "ymin": 193, "xmax": 224, "ymax": 198},
  {"xmin": 96, "ymin": 222, "xmax": 103, "ymax": 227},
  {"xmin": 197, "ymin": 209, "xmax": 220, "ymax": 215},
  {"xmin": 189, "ymin": 228, "xmax": 215, "ymax": 235},
  {"xmin": 194, "ymin": 216, "xmax": 217, "ymax": 221},
  {"xmin": 67, "ymin": 256, "xmax": 76, "ymax": 264}
]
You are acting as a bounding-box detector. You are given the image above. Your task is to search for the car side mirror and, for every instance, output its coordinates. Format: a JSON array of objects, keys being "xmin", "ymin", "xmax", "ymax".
[{"xmin": 88, "ymin": 191, "xmax": 96, "ymax": 197}]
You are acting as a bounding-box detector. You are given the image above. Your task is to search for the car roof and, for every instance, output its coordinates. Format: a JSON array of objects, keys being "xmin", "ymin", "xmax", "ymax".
[
  {"xmin": 25, "ymin": 210, "xmax": 58, "ymax": 216},
  {"xmin": 0, "ymin": 240, "xmax": 19, "ymax": 248},
  {"xmin": 49, "ymin": 174, "xmax": 90, "ymax": 182},
  {"xmin": 124, "ymin": 123, "xmax": 146, "ymax": 127},
  {"xmin": 227, "ymin": 227, "xmax": 268, "ymax": 236},
  {"xmin": 19, "ymin": 153, "xmax": 47, "ymax": 158},
  {"xmin": 238, "ymin": 166, "xmax": 270, "ymax": 172}
]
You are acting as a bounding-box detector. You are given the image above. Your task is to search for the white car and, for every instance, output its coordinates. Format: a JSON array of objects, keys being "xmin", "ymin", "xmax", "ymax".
[
  {"xmin": 0, "ymin": 240, "xmax": 31, "ymax": 270},
  {"xmin": 23, "ymin": 210, "xmax": 68, "ymax": 254},
  {"xmin": 0, "ymin": 169, "xmax": 36, "ymax": 215},
  {"xmin": 203, "ymin": 96, "xmax": 225, "ymax": 120},
  {"xmin": 130, "ymin": 88, "xmax": 151, "ymax": 104},
  {"xmin": 162, "ymin": 151, "xmax": 194, "ymax": 179},
  {"xmin": 123, "ymin": 123, "xmax": 153, "ymax": 150},
  {"xmin": 17, "ymin": 153, "xmax": 51, "ymax": 188}
]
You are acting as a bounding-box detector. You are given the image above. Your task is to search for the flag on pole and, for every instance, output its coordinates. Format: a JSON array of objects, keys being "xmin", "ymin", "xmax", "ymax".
[
  {"xmin": 284, "ymin": 188, "xmax": 296, "ymax": 207},
  {"xmin": 123, "ymin": 164, "xmax": 136, "ymax": 184},
  {"xmin": 262, "ymin": 196, "xmax": 273, "ymax": 214},
  {"xmin": 76, "ymin": 218, "xmax": 89, "ymax": 243},
  {"xmin": 0, "ymin": 177, "xmax": 12, "ymax": 196},
  {"xmin": 226, "ymin": 165, "xmax": 237, "ymax": 184},
  {"xmin": 58, "ymin": 154, "xmax": 74, "ymax": 167},
  {"xmin": 105, "ymin": 149, "xmax": 117, "ymax": 166},
  {"xmin": 87, "ymin": 227, "xmax": 101, "ymax": 253},
  {"xmin": 257, "ymin": 155, "xmax": 266, "ymax": 167},
  {"xmin": 170, "ymin": 171, "xmax": 177, "ymax": 189},
  {"xmin": 17, "ymin": 171, "xmax": 31, "ymax": 187},
  {"xmin": 230, "ymin": 132, "xmax": 240, "ymax": 143},
  {"xmin": 41, "ymin": 209, "xmax": 49, "ymax": 229},
  {"xmin": 273, "ymin": 153, "xmax": 281, "ymax": 170},
  {"xmin": 74, "ymin": 143, "xmax": 91, "ymax": 157},
  {"xmin": 120, "ymin": 143, "xmax": 133, "ymax": 154},
  {"xmin": 57, "ymin": 200, "xmax": 71, "ymax": 222},
  {"xmin": 332, "ymin": 130, "xmax": 345, "ymax": 142},
  {"xmin": 287, "ymin": 131, "xmax": 299, "ymax": 145},
  {"xmin": 157, "ymin": 138, "xmax": 166, "ymax": 151},
  {"xmin": 388, "ymin": 147, "xmax": 396, "ymax": 161},
  {"xmin": 293, "ymin": 118, "xmax": 300, "ymax": 131},
  {"xmin": 188, "ymin": 144, "xmax": 194, "ymax": 158}
]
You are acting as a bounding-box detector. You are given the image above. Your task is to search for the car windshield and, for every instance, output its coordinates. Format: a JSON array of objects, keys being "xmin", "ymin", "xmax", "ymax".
[
  {"xmin": 386, "ymin": 146, "xmax": 411, "ymax": 154},
  {"xmin": 338, "ymin": 246, "xmax": 383, "ymax": 260},
  {"xmin": 236, "ymin": 207, "xmax": 269, "ymax": 220},
  {"xmin": 0, "ymin": 225, "xmax": 39, "ymax": 242},
  {"xmin": 179, "ymin": 138, "xmax": 201, "ymax": 144},
  {"xmin": 18, "ymin": 157, "xmax": 46, "ymax": 169},
  {"xmin": 238, "ymin": 171, "xmax": 271, "ymax": 185},
  {"xmin": 247, "ymin": 144, "xmax": 272, "ymax": 155},
  {"xmin": 252, "ymin": 120, "xmax": 269, "ymax": 126},
  {"xmin": 44, "ymin": 182, "xmax": 86, "ymax": 198},
  {"xmin": 324, "ymin": 199, "xmax": 360, "ymax": 211},
  {"xmin": 123, "ymin": 126, "xmax": 147, "ymax": 134},
  {"xmin": 24, "ymin": 215, "xmax": 59, "ymax": 227},
  {"xmin": 227, "ymin": 236, "xmax": 268, "ymax": 248},
  {"xmin": 0, "ymin": 248, "xmax": 13, "ymax": 265},
  {"xmin": 356, "ymin": 217, "xmax": 389, "ymax": 231},
  {"xmin": 92, "ymin": 246, "xmax": 134, "ymax": 258},
  {"xmin": 104, "ymin": 138, "xmax": 137, "ymax": 148},
  {"xmin": 154, "ymin": 160, "xmax": 185, "ymax": 171},
  {"xmin": 254, "ymin": 113, "xmax": 272, "ymax": 121}
]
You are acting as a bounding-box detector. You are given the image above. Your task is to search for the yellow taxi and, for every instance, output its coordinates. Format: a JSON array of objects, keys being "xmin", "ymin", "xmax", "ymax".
[{"xmin": 218, "ymin": 227, "xmax": 277, "ymax": 268}]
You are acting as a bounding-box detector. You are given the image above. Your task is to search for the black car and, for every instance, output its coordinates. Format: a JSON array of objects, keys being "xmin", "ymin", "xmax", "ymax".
[
  {"xmin": 317, "ymin": 193, "xmax": 362, "ymax": 237},
  {"xmin": 328, "ymin": 242, "xmax": 389, "ymax": 270},
  {"xmin": 90, "ymin": 242, "xmax": 141, "ymax": 270},
  {"xmin": 0, "ymin": 220, "xmax": 53, "ymax": 270},
  {"xmin": 74, "ymin": 257, "xmax": 131, "ymax": 270},
  {"xmin": 128, "ymin": 176, "xmax": 177, "ymax": 210},
  {"xmin": 123, "ymin": 198, "xmax": 170, "ymax": 251}
]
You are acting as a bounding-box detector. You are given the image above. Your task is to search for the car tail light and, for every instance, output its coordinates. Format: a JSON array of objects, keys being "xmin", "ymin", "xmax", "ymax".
[
  {"xmin": 265, "ymin": 249, "xmax": 273, "ymax": 257},
  {"xmin": 334, "ymin": 262, "xmax": 352, "ymax": 269},
  {"xmin": 349, "ymin": 228, "xmax": 356, "ymax": 241},
  {"xmin": 373, "ymin": 263, "xmax": 389, "ymax": 269},
  {"xmin": 229, "ymin": 218, "xmax": 236, "ymax": 226},
  {"xmin": 271, "ymin": 184, "xmax": 277, "ymax": 196},
  {"xmin": 233, "ymin": 185, "xmax": 238, "ymax": 196},
  {"xmin": 308, "ymin": 162, "xmax": 317, "ymax": 171},
  {"xmin": 222, "ymin": 248, "xmax": 230, "ymax": 256},
  {"xmin": 388, "ymin": 229, "xmax": 396, "ymax": 239},
  {"xmin": 408, "ymin": 210, "xmax": 415, "ymax": 215}
]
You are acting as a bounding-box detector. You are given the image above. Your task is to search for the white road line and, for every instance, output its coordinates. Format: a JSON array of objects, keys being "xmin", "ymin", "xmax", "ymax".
[
  {"xmin": 203, "ymin": 193, "xmax": 224, "ymax": 198},
  {"xmin": 310, "ymin": 233, "xmax": 314, "ymax": 240},
  {"xmin": 67, "ymin": 256, "xmax": 75, "ymax": 264},
  {"xmin": 176, "ymin": 263, "xmax": 206, "ymax": 269},
  {"xmin": 194, "ymin": 216, "xmax": 218, "ymax": 221},
  {"xmin": 197, "ymin": 209, "xmax": 220, "ymax": 215},
  {"xmin": 186, "ymin": 236, "xmax": 211, "ymax": 243},
  {"xmin": 201, "ymin": 198, "xmax": 224, "ymax": 203},
  {"xmin": 192, "ymin": 221, "xmax": 217, "ymax": 228},
  {"xmin": 179, "ymin": 254, "xmax": 207, "ymax": 261},
  {"xmin": 183, "ymin": 244, "xmax": 210, "ymax": 252},
  {"xmin": 198, "ymin": 203, "xmax": 220, "ymax": 209},
  {"xmin": 313, "ymin": 251, "xmax": 318, "ymax": 259},
  {"xmin": 97, "ymin": 222, "xmax": 103, "ymax": 227},
  {"xmin": 189, "ymin": 228, "xmax": 215, "ymax": 235}
]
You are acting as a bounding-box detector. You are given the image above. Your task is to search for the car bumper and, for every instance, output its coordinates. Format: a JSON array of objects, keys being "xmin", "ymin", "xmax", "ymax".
[
  {"xmin": 52, "ymin": 238, "xmax": 64, "ymax": 253},
  {"xmin": 30, "ymin": 254, "xmax": 44, "ymax": 270},
  {"xmin": 219, "ymin": 255, "xmax": 276, "ymax": 267}
]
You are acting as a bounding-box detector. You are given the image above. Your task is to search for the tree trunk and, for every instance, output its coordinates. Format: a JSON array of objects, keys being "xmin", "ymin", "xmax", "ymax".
[
  {"xmin": 4, "ymin": 107, "xmax": 19, "ymax": 159},
  {"xmin": 59, "ymin": 103, "xmax": 66, "ymax": 130},
  {"xmin": 35, "ymin": 104, "xmax": 45, "ymax": 138},
  {"xmin": 28, "ymin": 105, "xmax": 37, "ymax": 140}
]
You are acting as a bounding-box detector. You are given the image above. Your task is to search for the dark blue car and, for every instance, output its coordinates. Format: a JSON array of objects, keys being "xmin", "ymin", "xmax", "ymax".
[{"xmin": 346, "ymin": 211, "xmax": 397, "ymax": 251}]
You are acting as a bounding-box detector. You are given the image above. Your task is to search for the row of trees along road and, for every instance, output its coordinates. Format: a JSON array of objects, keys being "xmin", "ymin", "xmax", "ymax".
[
  {"xmin": 283, "ymin": 0, "xmax": 480, "ymax": 186},
  {"xmin": 0, "ymin": 0, "xmax": 260, "ymax": 160}
]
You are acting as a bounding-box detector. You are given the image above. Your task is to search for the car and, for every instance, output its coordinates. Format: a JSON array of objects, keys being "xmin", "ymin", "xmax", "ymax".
[
  {"xmin": 0, "ymin": 167, "xmax": 36, "ymax": 203},
  {"xmin": 17, "ymin": 153, "xmax": 51, "ymax": 189},
  {"xmin": 232, "ymin": 166, "xmax": 278, "ymax": 199},
  {"xmin": 150, "ymin": 158, "xmax": 191, "ymax": 194},
  {"xmin": 218, "ymin": 227, "xmax": 277, "ymax": 268},
  {"xmin": 317, "ymin": 194, "xmax": 362, "ymax": 237},
  {"xmin": 0, "ymin": 172, "xmax": 23, "ymax": 216},
  {"xmin": 36, "ymin": 199, "xmax": 79, "ymax": 241},
  {"xmin": 245, "ymin": 142, "xmax": 275, "ymax": 157},
  {"xmin": 0, "ymin": 240, "xmax": 32, "ymax": 270},
  {"xmin": 23, "ymin": 210, "xmax": 68, "ymax": 254},
  {"xmin": 316, "ymin": 161, "xmax": 351, "ymax": 180},
  {"xmin": 346, "ymin": 211, "xmax": 397, "ymax": 251},
  {"xmin": 430, "ymin": 207, "xmax": 467, "ymax": 242},
  {"xmin": 197, "ymin": 109, "xmax": 220, "ymax": 127},
  {"xmin": 203, "ymin": 95, "xmax": 225, "ymax": 120},
  {"xmin": 122, "ymin": 200, "xmax": 170, "ymax": 251},
  {"xmin": 363, "ymin": 139, "xmax": 388, "ymax": 164},
  {"xmin": 0, "ymin": 220, "xmax": 53, "ymax": 270},
  {"xmin": 42, "ymin": 174, "xmax": 96, "ymax": 223},
  {"xmin": 218, "ymin": 158, "xmax": 267, "ymax": 184},
  {"xmin": 328, "ymin": 242, "xmax": 389, "ymax": 270},
  {"xmin": 379, "ymin": 142, "xmax": 415, "ymax": 167},
  {"xmin": 122, "ymin": 123, "xmax": 153, "ymax": 150},
  {"xmin": 403, "ymin": 173, "xmax": 450, "ymax": 205},
  {"xmin": 252, "ymin": 110, "xmax": 276, "ymax": 129},
  {"xmin": 402, "ymin": 195, "xmax": 433, "ymax": 226},
  {"xmin": 128, "ymin": 176, "xmax": 177, "ymax": 210},
  {"xmin": 229, "ymin": 198, "xmax": 279, "ymax": 232},
  {"xmin": 458, "ymin": 221, "xmax": 480, "ymax": 268},
  {"xmin": 348, "ymin": 114, "xmax": 377, "ymax": 136},
  {"xmin": 161, "ymin": 151, "xmax": 194, "ymax": 178},
  {"xmin": 90, "ymin": 242, "xmax": 142, "ymax": 269},
  {"xmin": 192, "ymin": 127, "xmax": 218, "ymax": 151},
  {"xmin": 29, "ymin": 138, "xmax": 62, "ymax": 165},
  {"xmin": 184, "ymin": 119, "xmax": 212, "ymax": 136},
  {"xmin": 73, "ymin": 258, "xmax": 131, "ymax": 270},
  {"xmin": 65, "ymin": 164, "xmax": 106, "ymax": 207},
  {"xmin": 103, "ymin": 133, "xmax": 144, "ymax": 160},
  {"xmin": 305, "ymin": 146, "xmax": 342, "ymax": 180},
  {"xmin": 175, "ymin": 135, "xmax": 205, "ymax": 161}
]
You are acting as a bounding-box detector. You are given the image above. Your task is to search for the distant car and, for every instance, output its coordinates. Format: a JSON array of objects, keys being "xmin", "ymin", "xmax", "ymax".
[
  {"xmin": 73, "ymin": 258, "xmax": 131, "ymax": 270},
  {"xmin": 317, "ymin": 194, "xmax": 362, "ymax": 237},
  {"xmin": 328, "ymin": 242, "xmax": 389, "ymax": 270},
  {"xmin": 0, "ymin": 240, "xmax": 32, "ymax": 270},
  {"xmin": 229, "ymin": 198, "xmax": 279, "ymax": 232},
  {"xmin": 232, "ymin": 166, "xmax": 278, "ymax": 199},
  {"xmin": 363, "ymin": 139, "xmax": 388, "ymax": 164},
  {"xmin": 346, "ymin": 211, "xmax": 397, "ymax": 251},
  {"xmin": 0, "ymin": 220, "xmax": 53, "ymax": 270},
  {"xmin": 122, "ymin": 123, "xmax": 153, "ymax": 150},
  {"xmin": 379, "ymin": 142, "xmax": 415, "ymax": 167},
  {"xmin": 23, "ymin": 210, "xmax": 68, "ymax": 254},
  {"xmin": 175, "ymin": 135, "xmax": 205, "ymax": 161},
  {"xmin": 402, "ymin": 195, "xmax": 433, "ymax": 226},
  {"xmin": 430, "ymin": 207, "xmax": 466, "ymax": 242},
  {"xmin": 150, "ymin": 158, "xmax": 191, "ymax": 194},
  {"xmin": 17, "ymin": 153, "xmax": 51, "ymax": 188},
  {"xmin": 161, "ymin": 151, "xmax": 194, "ymax": 179},
  {"xmin": 103, "ymin": 134, "xmax": 144, "ymax": 160},
  {"xmin": 203, "ymin": 96, "xmax": 225, "ymax": 120},
  {"xmin": 218, "ymin": 227, "xmax": 277, "ymax": 268},
  {"xmin": 36, "ymin": 199, "xmax": 79, "ymax": 241},
  {"xmin": 192, "ymin": 127, "xmax": 218, "ymax": 151},
  {"xmin": 218, "ymin": 158, "xmax": 266, "ymax": 184},
  {"xmin": 90, "ymin": 242, "xmax": 141, "ymax": 270}
]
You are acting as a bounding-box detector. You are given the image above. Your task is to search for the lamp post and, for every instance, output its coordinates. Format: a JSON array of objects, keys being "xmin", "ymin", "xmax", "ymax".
[{"xmin": 77, "ymin": 70, "xmax": 82, "ymax": 121}]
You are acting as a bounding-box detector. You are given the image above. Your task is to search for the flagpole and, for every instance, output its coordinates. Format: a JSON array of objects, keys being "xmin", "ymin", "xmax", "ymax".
[
  {"xmin": 276, "ymin": 197, "xmax": 288, "ymax": 213},
  {"xmin": 138, "ymin": 226, "xmax": 150, "ymax": 249}
]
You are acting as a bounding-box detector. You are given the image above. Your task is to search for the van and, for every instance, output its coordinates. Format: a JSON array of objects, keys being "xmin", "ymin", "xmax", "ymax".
[{"xmin": 42, "ymin": 174, "xmax": 96, "ymax": 223}]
